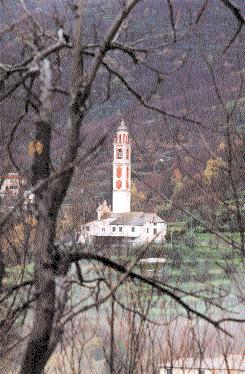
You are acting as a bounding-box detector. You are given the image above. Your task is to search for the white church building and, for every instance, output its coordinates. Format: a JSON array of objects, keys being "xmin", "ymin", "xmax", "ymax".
[
  {"xmin": 0, "ymin": 173, "xmax": 27, "ymax": 197},
  {"xmin": 79, "ymin": 120, "xmax": 167, "ymax": 246}
]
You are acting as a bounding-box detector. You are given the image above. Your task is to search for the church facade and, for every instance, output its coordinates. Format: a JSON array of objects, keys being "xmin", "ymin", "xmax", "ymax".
[{"xmin": 78, "ymin": 120, "xmax": 167, "ymax": 246}]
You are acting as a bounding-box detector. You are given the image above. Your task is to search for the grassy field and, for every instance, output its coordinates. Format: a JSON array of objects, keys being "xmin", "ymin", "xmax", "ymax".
[
  {"xmin": 134, "ymin": 230, "xmax": 244, "ymax": 318},
  {"xmin": 3, "ymin": 230, "xmax": 243, "ymax": 321}
]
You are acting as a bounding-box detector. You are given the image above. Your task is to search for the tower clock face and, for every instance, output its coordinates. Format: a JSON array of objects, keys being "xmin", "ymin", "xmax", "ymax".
[{"xmin": 116, "ymin": 180, "xmax": 122, "ymax": 189}]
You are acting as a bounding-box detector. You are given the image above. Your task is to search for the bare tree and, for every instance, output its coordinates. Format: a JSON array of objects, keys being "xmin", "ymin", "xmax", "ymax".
[{"xmin": 0, "ymin": 0, "xmax": 244, "ymax": 373}]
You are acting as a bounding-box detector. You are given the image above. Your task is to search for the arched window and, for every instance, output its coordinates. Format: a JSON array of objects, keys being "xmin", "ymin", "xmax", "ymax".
[
  {"xmin": 116, "ymin": 180, "xmax": 122, "ymax": 189},
  {"xmin": 116, "ymin": 167, "xmax": 122, "ymax": 178},
  {"xmin": 117, "ymin": 148, "xmax": 122, "ymax": 159}
]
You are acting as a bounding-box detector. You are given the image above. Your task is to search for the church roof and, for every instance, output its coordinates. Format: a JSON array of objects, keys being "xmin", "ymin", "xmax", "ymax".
[
  {"xmin": 83, "ymin": 212, "xmax": 165, "ymax": 227},
  {"xmin": 117, "ymin": 119, "xmax": 127, "ymax": 131},
  {"xmin": 109, "ymin": 212, "xmax": 165, "ymax": 226}
]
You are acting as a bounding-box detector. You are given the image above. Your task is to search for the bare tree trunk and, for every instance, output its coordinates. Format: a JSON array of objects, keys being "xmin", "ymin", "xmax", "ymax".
[
  {"xmin": 20, "ymin": 56, "xmax": 58, "ymax": 373},
  {"xmin": 0, "ymin": 180, "xmax": 5, "ymax": 288},
  {"xmin": 20, "ymin": 3, "xmax": 86, "ymax": 372},
  {"xmin": 20, "ymin": 218, "xmax": 56, "ymax": 374}
]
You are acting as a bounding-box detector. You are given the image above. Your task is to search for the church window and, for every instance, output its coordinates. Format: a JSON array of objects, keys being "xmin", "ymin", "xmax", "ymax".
[
  {"xmin": 119, "ymin": 134, "xmax": 122, "ymax": 143},
  {"xmin": 126, "ymin": 148, "xmax": 130, "ymax": 160},
  {"xmin": 146, "ymin": 228, "xmax": 149, "ymax": 233},
  {"xmin": 154, "ymin": 228, "xmax": 157, "ymax": 235},
  {"xmin": 126, "ymin": 166, "xmax": 129, "ymax": 178},
  {"xmin": 166, "ymin": 368, "xmax": 173, "ymax": 374},
  {"xmin": 117, "ymin": 148, "xmax": 123, "ymax": 159},
  {"xmin": 119, "ymin": 227, "xmax": 122, "ymax": 232},
  {"xmin": 116, "ymin": 167, "xmax": 122, "ymax": 178},
  {"xmin": 116, "ymin": 180, "xmax": 122, "ymax": 189},
  {"xmin": 126, "ymin": 180, "xmax": 129, "ymax": 190},
  {"xmin": 112, "ymin": 227, "xmax": 116, "ymax": 232},
  {"xmin": 86, "ymin": 226, "xmax": 90, "ymax": 231},
  {"xmin": 131, "ymin": 227, "xmax": 135, "ymax": 232}
]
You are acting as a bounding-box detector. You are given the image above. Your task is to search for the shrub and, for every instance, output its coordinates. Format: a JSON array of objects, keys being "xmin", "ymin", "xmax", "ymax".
[{"xmin": 182, "ymin": 231, "xmax": 198, "ymax": 249}]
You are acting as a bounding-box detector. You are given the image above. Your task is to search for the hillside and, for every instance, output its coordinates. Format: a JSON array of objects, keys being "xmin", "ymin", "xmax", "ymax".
[{"xmin": 0, "ymin": 0, "xmax": 244, "ymax": 225}]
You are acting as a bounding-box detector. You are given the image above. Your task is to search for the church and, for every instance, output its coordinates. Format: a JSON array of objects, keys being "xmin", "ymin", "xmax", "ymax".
[{"xmin": 78, "ymin": 120, "xmax": 167, "ymax": 246}]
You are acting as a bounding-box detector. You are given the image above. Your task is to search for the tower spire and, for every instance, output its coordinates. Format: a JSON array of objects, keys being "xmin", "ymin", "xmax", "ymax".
[
  {"xmin": 112, "ymin": 119, "xmax": 131, "ymax": 213},
  {"xmin": 118, "ymin": 118, "xmax": 127, "ymax": 130}
]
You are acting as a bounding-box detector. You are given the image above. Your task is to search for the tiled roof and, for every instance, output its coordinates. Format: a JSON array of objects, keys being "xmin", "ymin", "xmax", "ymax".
[
  {"xmin": 83, "ymin": 212, "xmax": 165, "ymax": 227},
  {"xmin": 109, "ymin": 212, "xmax": 165, "ymax": 226}
]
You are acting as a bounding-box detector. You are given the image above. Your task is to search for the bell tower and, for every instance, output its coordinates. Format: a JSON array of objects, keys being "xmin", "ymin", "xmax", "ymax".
[{"xmin": 112, "ymin": 119, "xmax": 131, "ymax": 213}]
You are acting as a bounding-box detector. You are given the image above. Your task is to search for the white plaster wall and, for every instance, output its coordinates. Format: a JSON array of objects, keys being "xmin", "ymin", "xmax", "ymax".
[
  {"xmin": 86, "ymin": 219, "xmax": 139, "ymax": 238},
  {"xmin": 112, "ymin": 190, "xmax": 131, "ymax": 213},
  {"xmin": 80, "ymin": 220, "xmax": 167, "ymax": 245},
  {"xmin": 133, "ymin": 222, "xmax": 167, "ymax": 245}
]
